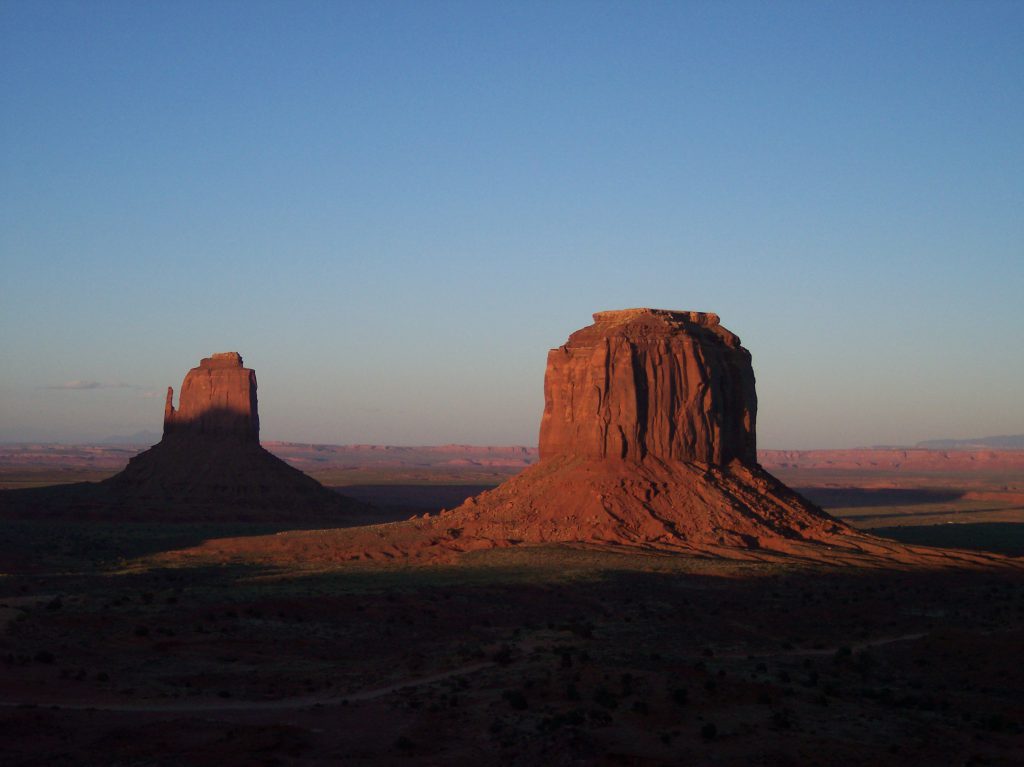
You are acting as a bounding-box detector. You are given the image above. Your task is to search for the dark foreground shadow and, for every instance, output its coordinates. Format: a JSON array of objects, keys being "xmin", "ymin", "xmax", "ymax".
[
  {"xmin": 330, "ymin": 484, "xmax": 497, "ymax": 514},
  {"xmin": 797, "ymin": 487, "xmax": 964, "ymax": 508},
  {"xmin": 2, "ymin": 550, "xmax": 1022, "ymax": 767},
  {"xmin": 0, "ymin": 519, "xmax": 322, "ymax": 573},
  {"xmin": 872, "ymin": 522, "xmax": 1024, "ymax": 557}
]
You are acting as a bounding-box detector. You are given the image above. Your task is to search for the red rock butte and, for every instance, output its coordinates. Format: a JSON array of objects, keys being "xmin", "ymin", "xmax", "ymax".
[
  {"xmin": 102, "ymin": 352, "xmax": 360, "ymax": 520},
  {"xmin": 539, "ymin": 309, "xmax": 756, "ymax": 464},
  {"xmin": 424, "ymin": 308, "xmax": 840, "ymax": 551},
  {"xmin": 329, "ymin": 308, "xmax": 1012, "ymax": 567},
  {"xmin": 163, "ymin": 352, "xmax": 260, "ymax": 441}
]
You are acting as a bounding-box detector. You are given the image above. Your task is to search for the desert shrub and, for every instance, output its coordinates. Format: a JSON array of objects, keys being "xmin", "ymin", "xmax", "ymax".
[
  {"xmin": 772, "ymin": 709, "xmax": 794, "ymax": 729},
  {"xmin": 592, "ymin": 686, "xmax": 619, "ymax": 710},
  {"xmin": 539, "ymin": 709, "xmax": 585, "ymax": 732},
  {"xmin": 976, "ymin": 713, "xmax": 1021, "ymax": 733},
  {"xmin": 587, "ymin": 708, "xmax": 612, "ymax": 726},
  {"xmin": 503, "ymin": 689, "xmax": 528, "ymax": 710},
  {"xmin": 564, "ymin": 621, "xmax": 593, "ymax": 639},
  {"xmin": 700, "ymin": 722, "xmax": 717, "ymax": 740}
]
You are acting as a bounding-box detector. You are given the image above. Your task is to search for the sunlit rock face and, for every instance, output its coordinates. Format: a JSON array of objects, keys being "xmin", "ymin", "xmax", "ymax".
[
  {"xmin": 163, "ymin": 352, "xmax": 259, "ymax": 441},
  {"xmin": 410, "ymin": 308, "xmax": 849, "ymax": 557},
  {"xmin": 539, "ymin": 309, "xmax": 757, "ymax": 465}
]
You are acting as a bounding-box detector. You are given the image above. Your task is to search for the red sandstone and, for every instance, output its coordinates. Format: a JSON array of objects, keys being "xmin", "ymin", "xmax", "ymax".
[
  {"xmin": 163, "ymin": 352, "xmax": 259, "ymax": 440},
  {"xmin": 312, "ymin": 309, "xmax": 1019, "ymax": 568},
  {"xmin": 540, "ymin": 309, "xmax": 756, "ymax": 464},
  {"xmin": 102, "ymin": 352, "xmax": 359, "ymax": 519}
]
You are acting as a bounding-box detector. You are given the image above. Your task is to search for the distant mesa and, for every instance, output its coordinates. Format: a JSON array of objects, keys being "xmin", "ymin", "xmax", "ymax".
[
  {"xmin": 101, "ymin": 352, "xmax": 361, "ymax": 519},
  {"xmin": 916, "ymin": 434, "xmax": 1024, "ymax": 450}
]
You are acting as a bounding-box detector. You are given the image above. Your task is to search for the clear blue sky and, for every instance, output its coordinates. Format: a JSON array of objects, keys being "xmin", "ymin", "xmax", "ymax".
[{"xmin": 1, "ymin": 1, "xmax": 1021, "ymax": 448}]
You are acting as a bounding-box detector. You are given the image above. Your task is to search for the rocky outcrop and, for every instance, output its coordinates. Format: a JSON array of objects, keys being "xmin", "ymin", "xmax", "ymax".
[
  {"xmin": 539, "ymin": 309, "xmax": 756, "ymax": 464},
  {"xmin": 231, "ymin": 308, "xmax": 1014, "ymax": 567},
  {"xmin": 163, "ymin": 352, "xmax": 259, "ymax": 441},
  {"xmin": 375, "ymin": 309, "xmax": 868, "ymax": 559},
  {"xmin": 97, "ymin": 352, "xmax": 363, "ymax": 520}
]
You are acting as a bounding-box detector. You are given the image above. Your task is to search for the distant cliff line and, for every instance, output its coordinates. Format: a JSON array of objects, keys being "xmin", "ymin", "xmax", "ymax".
[{"xmin": 2, "ymin": 443, "xmax": 1022, "ymax": 476}]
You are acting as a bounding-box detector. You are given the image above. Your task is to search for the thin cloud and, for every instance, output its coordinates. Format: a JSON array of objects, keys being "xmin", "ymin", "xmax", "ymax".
[{"xmin": 43, "ymin": 381, "xmax": 138, "ymax": 391}]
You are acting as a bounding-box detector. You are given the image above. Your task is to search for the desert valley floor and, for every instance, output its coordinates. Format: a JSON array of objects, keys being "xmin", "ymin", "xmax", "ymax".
[{"xmin": 1, "ymin": 443, "xmax": 1022, "ymax": 765}]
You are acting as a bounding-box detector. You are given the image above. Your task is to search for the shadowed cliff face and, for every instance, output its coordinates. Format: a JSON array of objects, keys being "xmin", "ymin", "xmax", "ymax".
[
  {"xmin": 538, "ymin": 309, "xmax": 757, "ymax": 464},
  {"xmin": 163, "ymin": 352, "xmax": 260, "ymax": 441},
  {"xmin": 94, "ymin": 352, "xmax": 362, "ymax": 519}
]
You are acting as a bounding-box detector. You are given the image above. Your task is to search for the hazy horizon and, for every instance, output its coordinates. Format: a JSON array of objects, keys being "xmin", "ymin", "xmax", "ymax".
[
  {"xmin": 4, "ymin": 424, "xmax": 1023, "ymax": 453},
  {"xmin": 2, "ymin": 3, "xmax": 1022, "ymax": 448}
]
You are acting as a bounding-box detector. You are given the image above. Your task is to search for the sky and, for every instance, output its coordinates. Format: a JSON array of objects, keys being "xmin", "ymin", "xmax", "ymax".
[{"xmin": 1, "ymin": 1, "xmax": 1022, "ymax": 449}]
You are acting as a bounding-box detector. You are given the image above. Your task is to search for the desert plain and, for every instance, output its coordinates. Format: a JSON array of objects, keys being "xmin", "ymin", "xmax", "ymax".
[{"xmin": 1, "ymin": 441, "xmax": 1022, "ymax": 766}]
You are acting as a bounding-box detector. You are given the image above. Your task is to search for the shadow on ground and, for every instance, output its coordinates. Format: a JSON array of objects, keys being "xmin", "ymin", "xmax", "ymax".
[
  {"xmin": 1, "ymin": 548, "xmax": 1022, "ymax": 767},
  {"xmin": 872, "ymin": 522, "xmax": 1024, "ymax": 557},
  {"xmin": 331, "ymin": 483, "xmax": 497, "ymax": 514},
  {"xmin": 796, "ymin": 487, "xmax": 964, "ymax": 508}
]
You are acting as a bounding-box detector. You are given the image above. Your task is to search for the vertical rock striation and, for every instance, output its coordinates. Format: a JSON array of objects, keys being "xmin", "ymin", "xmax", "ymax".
[
  {"xmin": 413, "ymin": 309, "xmax": 861, "ymax": 556},
  {"xmin": 539, "ymin": 309, "xmax": 756, "ymax": 464}
]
